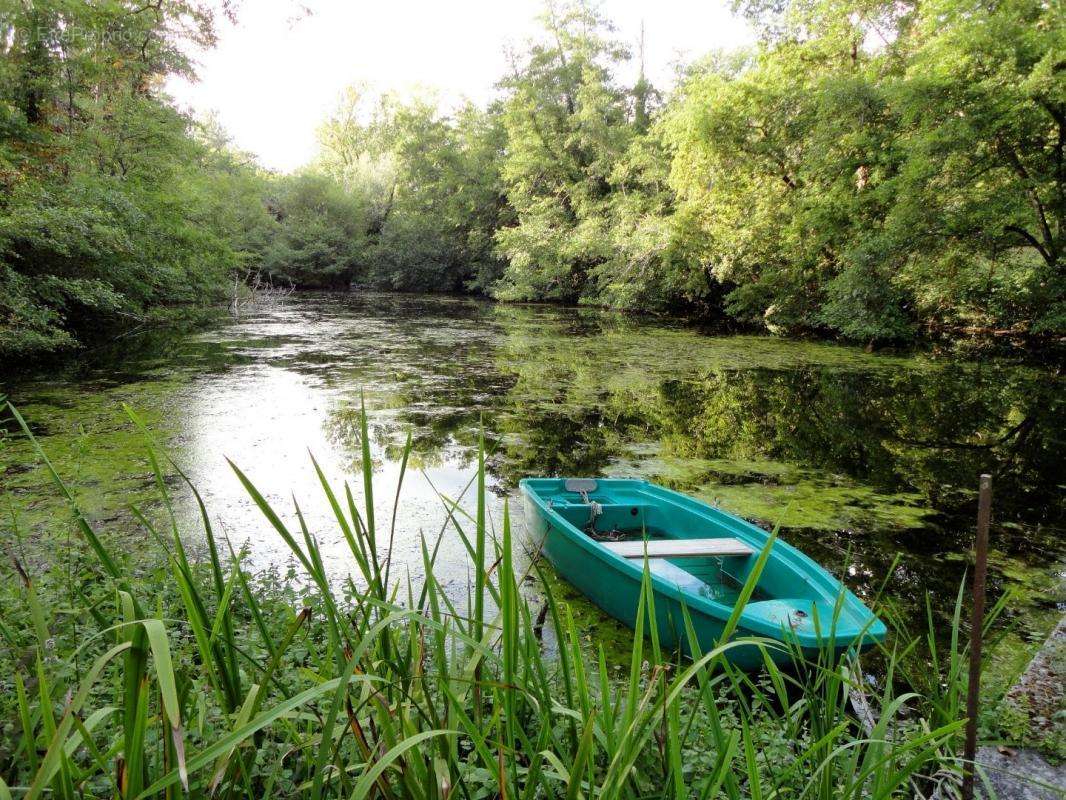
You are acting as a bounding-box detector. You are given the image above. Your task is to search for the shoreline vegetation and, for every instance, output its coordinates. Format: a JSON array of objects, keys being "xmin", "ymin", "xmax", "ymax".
[
  {"xmin": 2, "ymin": 398, "xmax": 1060, "ymax": 797},
  {"xmin": 3, "ymin": 288, "xmax": 1063, "ymax": 386},
  {"xmin": 2, "ymin": 0, "xmax": 1063, "ymax": 793},
  {"xmin": 2, "ymin": 0, "xmax": 1064, "ymax": 362}
]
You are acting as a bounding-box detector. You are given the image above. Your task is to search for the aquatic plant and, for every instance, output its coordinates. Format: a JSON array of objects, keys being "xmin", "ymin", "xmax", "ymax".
[{"xmin": 0, "ymin": 401, "xmax": 1016, "ymax": 798}]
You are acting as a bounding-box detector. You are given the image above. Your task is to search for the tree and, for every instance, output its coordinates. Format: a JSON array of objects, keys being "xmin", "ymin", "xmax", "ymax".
[
  {"xmin": 887, "ymin": 0, "xmax": 1065, "ymax": 333},
  {"xmin": 661, "ymin": 0, "xmax": 1064, "ymax": 340},
  {"xmin": 663, "ymin": 23, "xmax": 914, "ymax": 340},
  {"xmin": 3, "ymin": 0, "xmax": 1059, "ymax": 355},
  {"xmin": 259, "ymin": 174, "xmax": 367, "ymax": 290},
  {"xmin": 493, "ymin": 0, "xmax": 636, "ymax": 303},
  {"xmin": 0, "ymin": 0, "xmax": 264, "ymax": 359},
  {"xmin": 316, "ymin": 88, "xmax": 508, "ymax": 293}
]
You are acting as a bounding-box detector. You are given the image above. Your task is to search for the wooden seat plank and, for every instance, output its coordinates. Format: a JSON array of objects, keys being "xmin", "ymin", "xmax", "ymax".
[{"xmin": 602, "ymin": 537, "xmax": 754, "ymax": 559}]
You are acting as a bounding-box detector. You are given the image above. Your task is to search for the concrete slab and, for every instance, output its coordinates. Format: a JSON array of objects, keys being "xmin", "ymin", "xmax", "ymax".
[
  {"xmin": 976, "ymin": 747, "xmax": 1065, "ymax": 799},
  {"xmin": 976, "ymin": 615, "xmax": 1066, "ymax": 799}
]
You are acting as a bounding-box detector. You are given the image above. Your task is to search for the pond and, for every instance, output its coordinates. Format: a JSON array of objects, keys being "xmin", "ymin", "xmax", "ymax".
[{"xmin": 3, "ymin": 293, "xmax": 1063, "ymax": 653}]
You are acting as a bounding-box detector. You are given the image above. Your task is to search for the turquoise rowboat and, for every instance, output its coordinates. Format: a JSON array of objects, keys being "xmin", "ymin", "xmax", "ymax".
[{"xmin": 521, "ymin": 477, "xmax": 886, "ymax": 669}]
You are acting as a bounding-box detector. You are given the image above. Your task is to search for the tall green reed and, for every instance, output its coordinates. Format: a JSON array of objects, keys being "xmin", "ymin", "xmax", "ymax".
[{"xmin": 0, "ymin": 400, "xmax": 981, "ymax": 798}]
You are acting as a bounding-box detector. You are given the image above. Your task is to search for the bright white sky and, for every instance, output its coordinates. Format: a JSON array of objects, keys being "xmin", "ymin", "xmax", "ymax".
[{"xmin": 167, "ymin": 0, "xmax": 753, "ymax": 172}]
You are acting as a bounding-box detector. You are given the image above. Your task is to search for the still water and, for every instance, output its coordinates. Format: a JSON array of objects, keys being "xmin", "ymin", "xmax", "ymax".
[{"xmin": 3, "ymin": 294, "xmax": 1063, "ymax": 645}]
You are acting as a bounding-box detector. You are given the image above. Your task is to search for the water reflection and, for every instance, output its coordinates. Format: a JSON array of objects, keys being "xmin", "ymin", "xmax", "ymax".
[{"xmin": 2, "ymin": 294, "xmax": 1062, "ymax": 644}]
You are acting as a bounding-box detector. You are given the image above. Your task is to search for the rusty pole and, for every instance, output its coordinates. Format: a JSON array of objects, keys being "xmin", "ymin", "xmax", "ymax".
[{"xmin": 962, "ymin": 473, "xmax": 992, "ymax": 800}]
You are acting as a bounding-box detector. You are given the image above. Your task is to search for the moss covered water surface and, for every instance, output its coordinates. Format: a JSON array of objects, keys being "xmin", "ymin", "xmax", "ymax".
[{"xmin": 2, "ymin": 294, "xmax": 1063, "ymax": 655}]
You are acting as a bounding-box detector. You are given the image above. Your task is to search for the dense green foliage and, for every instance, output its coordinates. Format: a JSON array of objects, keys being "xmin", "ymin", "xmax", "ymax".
[
  {"xmin": 0, "ymin": 1, "xmax": 272, "ymax": 357},
  {"xmin": 2, "ymin": 0, "xmax": 1062, "ymax": 361},
  {"xmin": 307, "ymin": 0, "xmax": 1064, "ymax": 340},
  {"xmin": 663, "ymin": 0, "xmax": 1065, "ymax": 339},
  {"xmin": 257, "ymin": 173, "xmax": 366, "ymax": 290},
  {"xmin": 315, "ymin": 89, "xmax": 510, "ymax": 293}
]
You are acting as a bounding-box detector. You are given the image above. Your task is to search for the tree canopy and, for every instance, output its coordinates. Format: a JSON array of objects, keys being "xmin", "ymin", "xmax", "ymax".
[
  {"xmin": 303, "ymin": 0, "xmax": 1066, "ymax": 341},
  {"xmin": 2, "ymin": 0, "xmax": 1061, "ymax": 360},
  {"xmin": 0, "ymin": 1, "xmax": 268, "ymax": 356}
]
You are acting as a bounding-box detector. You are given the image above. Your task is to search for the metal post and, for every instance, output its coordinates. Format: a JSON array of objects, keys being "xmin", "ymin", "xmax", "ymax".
[{"xmin": 962, "ymin": 474, "xmax": 992, "ymax": 800}]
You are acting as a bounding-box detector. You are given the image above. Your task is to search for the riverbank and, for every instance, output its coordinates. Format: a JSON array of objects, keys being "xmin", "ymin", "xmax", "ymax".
[
  {"xmin": 978, "ymin": 614, "xmax": 1066, "ymax": 797},
  {"xmin": 0, "ymin": 402, "xmax": 1027, "ymax": 797},
  {"xmin": 6, "ymin": 289, "xmax": 1066, "ymax": 375},
  {"xmin": 3, "ymin": 323, "xmax": 1063, "ymax": 794}
]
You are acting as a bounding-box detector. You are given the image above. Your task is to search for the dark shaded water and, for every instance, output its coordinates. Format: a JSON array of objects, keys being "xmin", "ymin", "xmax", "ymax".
[{"xmin": 2, "ymin": 293, "xmax": 1063, "ymax": 649}]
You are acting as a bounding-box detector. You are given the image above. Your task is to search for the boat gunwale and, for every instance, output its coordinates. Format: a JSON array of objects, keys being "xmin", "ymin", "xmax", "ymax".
[{"xmin": 519, "ymin": 477, "xmax": 886, "ymax": 648}]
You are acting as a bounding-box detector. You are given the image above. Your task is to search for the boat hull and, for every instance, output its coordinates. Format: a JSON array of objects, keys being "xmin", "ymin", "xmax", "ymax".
[{"xmin": 522, "ymin": 478, "xmax": 886, "ymax": 669}]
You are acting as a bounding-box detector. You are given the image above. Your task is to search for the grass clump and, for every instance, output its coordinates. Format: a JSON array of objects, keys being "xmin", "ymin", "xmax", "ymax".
[{"xmin": 0, "ymin": 399, "xmax": 1008, "ymax": 798}]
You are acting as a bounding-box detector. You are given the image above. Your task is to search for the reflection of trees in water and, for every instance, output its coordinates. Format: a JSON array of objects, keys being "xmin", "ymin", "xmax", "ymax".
[
  {"xmin": 316, "ymin": 301, "xmax": 690, "ymax": 478},
  {"xmin": 323, "ymin": 302, "xmax": 1061, "ymax": 543},
  {"xmin": 493, "ymin": 353, "xmax": 1061, "ymax": 528},
  {"xmin": 309, "ymin": 304, "xmax": 1061, "ymax": 633},
  {"xmin": 647, "ymin": 365, "xmax": 1062, "ymax": 525},
  {"xmin": 489, "ymin": 341, "xmax": 1063, "ymax": 631},
  {"xmin": 498, "ymin": 406, "xmax": 620, "ymax": 478},
  {"xmin": 320, "ymin": 404, "xmax": 387, "ymax": 474},
  {"xmin": 320, "ymin": 309, "xmax": 1060, "ymax": 541},
  {"xmin": 322, "ymin": 387, "xmax": 511, "ymax": 475}
]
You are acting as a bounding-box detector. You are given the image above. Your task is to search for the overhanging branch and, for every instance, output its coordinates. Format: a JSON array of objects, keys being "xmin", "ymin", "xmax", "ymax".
[{"xmin": 1004, "ymin": 224, "xmax": 1053, "ymax": 266}]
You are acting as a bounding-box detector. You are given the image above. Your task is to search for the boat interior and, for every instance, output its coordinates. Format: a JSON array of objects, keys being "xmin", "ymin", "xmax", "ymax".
[
  {"xmin": 539, "ymin": 478, "xmax": 769, "ymax": 605},
  {"xmin": 530, "ymin": 477, "xmax": 857, "ymax": 632}
]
